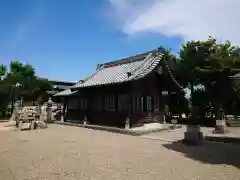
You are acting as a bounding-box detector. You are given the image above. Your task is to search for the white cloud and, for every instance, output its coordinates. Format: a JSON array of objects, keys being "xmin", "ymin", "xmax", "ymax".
[{"xmin": 107, "ymin": 0, "xmax": 240, "ymax": 45}]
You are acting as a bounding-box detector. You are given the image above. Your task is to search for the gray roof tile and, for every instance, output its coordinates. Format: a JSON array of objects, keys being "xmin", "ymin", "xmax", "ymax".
[{"xmin": 72, "ymin": 52, "xmax": 162, "ymax": 89}]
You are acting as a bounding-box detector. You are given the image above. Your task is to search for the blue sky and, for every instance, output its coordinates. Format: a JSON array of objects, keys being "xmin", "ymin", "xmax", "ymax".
[{"xmin": 0, "ymin": 0, "xmax": 185, "ymax": 82}]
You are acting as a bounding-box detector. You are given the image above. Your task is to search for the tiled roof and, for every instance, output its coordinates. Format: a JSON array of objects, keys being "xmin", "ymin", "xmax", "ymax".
[
  {"xmin": 54, "ymin": 89, "xmax": 78, "ymax": 97},
  {"xmin": 229, "ymin": 72, "xmax": 240, "ymax": 79},
  {"xmin": 72, "ymin": 51, "xmax": 162, "ymax": 89},
  {"xmin": 53, "ymin": 84, "xmax": 71, "ymax": 90}
]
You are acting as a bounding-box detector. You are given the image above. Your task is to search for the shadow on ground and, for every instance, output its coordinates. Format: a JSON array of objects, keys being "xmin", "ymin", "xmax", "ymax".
[{"xmin": 163, "ymin": 141, "xmax": 240, "ymax": 169}]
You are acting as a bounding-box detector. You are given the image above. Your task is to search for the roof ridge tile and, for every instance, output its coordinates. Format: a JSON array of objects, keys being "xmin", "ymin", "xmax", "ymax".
[{"xmin": 99, "ymin": 49, "xmax": 159, "ymax": 68}]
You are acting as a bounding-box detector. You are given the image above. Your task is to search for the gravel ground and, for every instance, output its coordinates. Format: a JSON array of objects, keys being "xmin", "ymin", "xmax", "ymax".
[{"xmin": 0, "ymin": 124, "xmax": 239, "ymax": 180}]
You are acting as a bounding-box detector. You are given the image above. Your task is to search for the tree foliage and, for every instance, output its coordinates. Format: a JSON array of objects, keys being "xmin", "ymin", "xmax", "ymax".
[
  {"xmin": 0, "ymin": 61, "xmax": 52, "ymax": 117},
  {"xmin": 0, "ymin": 64, "xmax": 6, "ymax": 79},
  {"xmin": 167, "ymin": 37, "xmax": 240, "ymax": 118}
]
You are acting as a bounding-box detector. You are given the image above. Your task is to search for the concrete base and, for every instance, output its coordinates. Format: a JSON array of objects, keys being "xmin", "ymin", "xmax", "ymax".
[
  {"xmin": 212, "ymin": 120, "xmax": 227, "ymax": 134},
  {"xmin": 55, "ymin": 121, "xmax": 169, "ymax": 136},
  {"xmin": 183, "ymin": 125, "xmax": 203, "ymax": 145},
  {"xmin": 143, "ymin": 123, "xmax": 164, "ymax": 129},
  {"xmin": 36, "ymin": 121, "xmax": 47, "ymax": 129}
]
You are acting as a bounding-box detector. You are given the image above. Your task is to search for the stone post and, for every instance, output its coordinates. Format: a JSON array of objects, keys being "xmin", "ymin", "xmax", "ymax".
[
  {"xmin": 125, "ymin": 117, "xmax": 130, "ymax": 129},
  {"xmin": 213, "ymin": 108, "xmax": 226, "ymax": 134},
  {"xmin": 83, "ymin": 116, "xmax": 87, "ymax": 125},
  {"xmin": 163, "ymin": 114, "xmax": 166, "ymax": 124},
  {"xmin": 46, "ymin": 98, "xmax": 53, "ymax": 123},
  {"xmin": 60, "ymin": 103, "xmax": 65, "ymax": 122},
  {"xmin": 13, "ymin": 102, "xmax": 20, "ymax": 127},
  {"xmin": 35, "ymin": 105, "xmax": 41, "ymax": 121},
  {"xmin": 60, "ymin": 113, "xmax": 64, "ymax": 122}
]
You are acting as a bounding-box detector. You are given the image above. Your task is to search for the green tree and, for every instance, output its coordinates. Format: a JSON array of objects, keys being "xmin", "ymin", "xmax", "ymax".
[
  {"xmin": 196, "ymin": 40, "xmax": 238, "ymax": 119},
  {"xmin": 1, "ymin": 60, "xmax": 52, "ymax": 107},
  {"xmin": 0, "ymin": 64, "xmax": 6, "ymax": 80},
  {"xmin": 176, "ymin": 38, "xmax": 217, "ymax": 96},
  {"xmin": 0, "ymin": 64, "xmax": 8, "ymax": 117}
]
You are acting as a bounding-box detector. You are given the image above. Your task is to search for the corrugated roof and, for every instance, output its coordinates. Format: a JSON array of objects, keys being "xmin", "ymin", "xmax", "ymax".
[
  {"xmin": 72, "ymin": 51, "xmax": 162, "ymax": 89},
  {"xmin": 54, "ymin": 89, "xmax": 78, "ymax": 97}
]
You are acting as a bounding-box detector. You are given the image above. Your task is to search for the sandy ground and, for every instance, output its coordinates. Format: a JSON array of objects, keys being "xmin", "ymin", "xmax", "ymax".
[
  {"xmin": 0, "ymin": 120, "xmax": 16, "ymax": 131},
  {"xmin": 0, "ymin": 124, "xmax": 239, "ymax": 180}
]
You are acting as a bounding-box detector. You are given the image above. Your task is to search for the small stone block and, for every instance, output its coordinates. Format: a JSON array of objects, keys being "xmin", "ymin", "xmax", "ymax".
[
  {"xmin": 21, "ymin": 123, "xmax": 31, "ymax": 131},
  {"xmin": 36, "ymin": 121, "xmax": 47, "ymax": 129},
  {"xmin": 212, "ymin": 125, "xmax": 227, "ymax": 134}
]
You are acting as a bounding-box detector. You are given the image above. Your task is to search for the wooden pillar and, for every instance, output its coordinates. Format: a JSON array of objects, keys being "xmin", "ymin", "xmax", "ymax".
[
  {"xmin": 126, "ymin": 83, "xmax": 133, "ymax": 128},
  {"xmin": 61, "ymin": 100, "xmax": 67, "ymax": 122},
  {"xmin": 161, "ymin": 90, "xmax": 169, "ymax": 123},
  {"xmin": 101, "ymin": 94, "xmax": 105, "ymax": 113},
  {"xmin": 115, "ymin": 94, "xmax": 118, "ymax": 113}
]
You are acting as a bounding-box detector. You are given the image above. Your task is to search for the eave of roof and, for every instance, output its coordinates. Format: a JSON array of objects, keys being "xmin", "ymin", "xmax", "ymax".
[
  {"xmin": 162, "ymin": 58, "xmax": 183, "ymax": 90},
  {"xmin": 46, "ymin": 90, "xmax": 59, "ymax": 95},
  {"xmin": 49, "ymin": 80, "xmax": 76, "ymax": 86},
  {"xmin": 54, "ymin": 89, "xmax": 78, "ymax": 97}
]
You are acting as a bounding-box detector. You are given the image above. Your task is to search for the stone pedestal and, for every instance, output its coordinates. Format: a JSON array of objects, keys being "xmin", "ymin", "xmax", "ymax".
[
  {"xmin": 213, "ymin": 120, "xmax": 226, "ymax": 134},
  {"xmin": 183, "ymin": 125, "xmax": 203, "ymax": 145}
]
